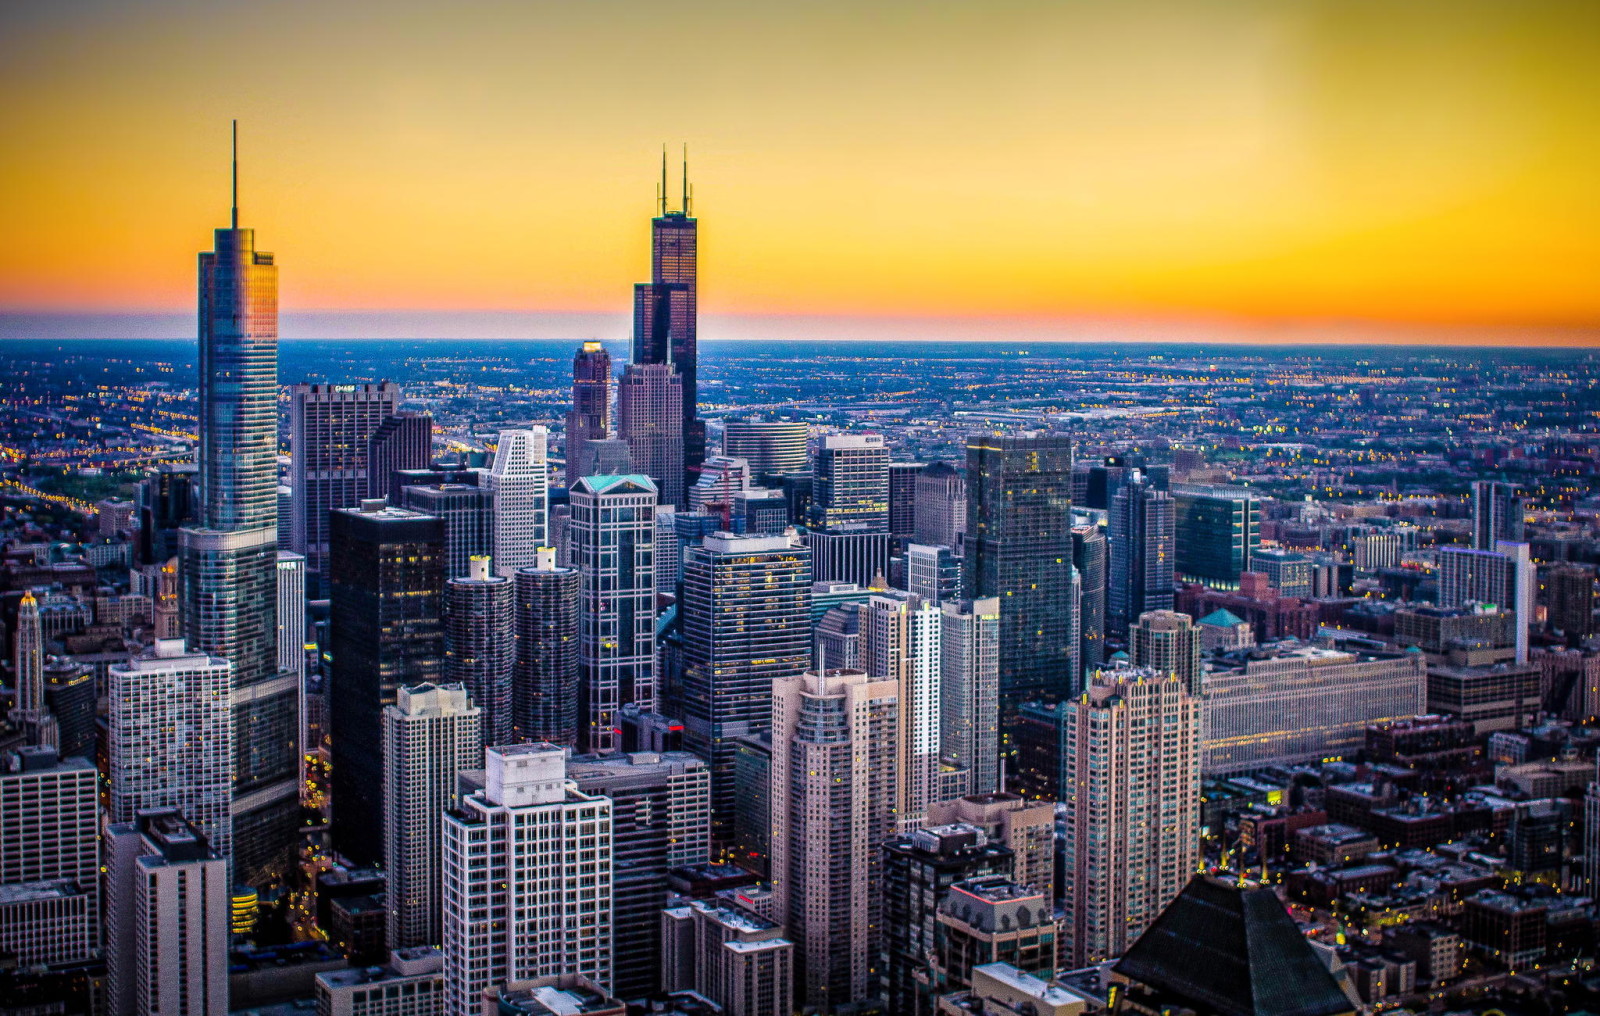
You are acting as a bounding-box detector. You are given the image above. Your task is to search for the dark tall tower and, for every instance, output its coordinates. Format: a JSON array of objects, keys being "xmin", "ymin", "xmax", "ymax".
[
  {"xmin": 963, "ymin": 432, "xmax": 1079, "ymax": 718},
  {"xmin": 1072, "ymin": 524, "xmax": 1107, "ymax": 674},
  {"xmin": 1109, "ymin": 477, "xmax": 1175, "ymax": 635},
  {"xmin": 632, "ymin": 151, "xmax": 703, "ymax": 490},
  {"xmin": 1472, "ymin": 480, "xmax": 1525, "ymax": 550},
  {"xmin": 328, "ymin": 502, "xmax": 445, "ymax": 865},
  {"xmin": 617, "ymin": 362, "xmax": 686, "ymax": 507},
  {"xmin": 366, "ymin": 412, "xmax": 433, "ymax": 503},
  {"xmin": 565, "ymin": 341, "xmax": 613, "ymax": 487},
  {"xmin": 513, "ymin": 549, "xmax": 581, "ymax": 746},
  {"xmin": 444, "ymin": 556, "xmax": 515, "ymax": 750},
  {"xmin": 179, "ymin": 123, "xmax": 301, "ymax": 884}
]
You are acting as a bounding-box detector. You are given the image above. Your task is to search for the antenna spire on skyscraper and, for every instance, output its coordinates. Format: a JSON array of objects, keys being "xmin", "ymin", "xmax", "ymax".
[
  {"xmin": 681, "ymin": 143, "xmax": 689, "ymax": 216},
  {"xmin": 231, "ymin": 119, "xmax": 238, "ymax": 229},
  {"xmin": 659, "ymin": 145, "xmax": 668, "ymax": 217}
]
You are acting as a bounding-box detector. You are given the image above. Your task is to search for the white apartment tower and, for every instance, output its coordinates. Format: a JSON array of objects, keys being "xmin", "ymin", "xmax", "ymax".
[
  {"xmin": 861, "ymin": 590, "xmax": 943, "ymax": 830},
  {"xmin": 1437, "ymin": 541, "xmax": 1535, "ymax": 663},
  {"xmin": 441, "ymin": 745, "xmax": 613, "ymax": 1015},
  {"xmin": 276, "ymin": 550, "xmax": 308, "ymax": 755},
  {"xmin": 940, "ymin": 597, "xmax": 1001, "ymax": 797},
  {"xmin": 383, "ymin": 683, "xmax": 482, "ymax": 951},
  {"xmin": 488, "ymin": 428, "xmax": 550, "ymax": 574}
]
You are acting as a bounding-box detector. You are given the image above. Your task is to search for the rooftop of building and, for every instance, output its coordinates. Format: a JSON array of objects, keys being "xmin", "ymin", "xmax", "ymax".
[
  {"xmin": 0, "ymin": 878, "xmax": 87, "ymax": 905},
  {"xmin": 493, "ymin": 979, "xmax": 624, "ymax": 1016}
]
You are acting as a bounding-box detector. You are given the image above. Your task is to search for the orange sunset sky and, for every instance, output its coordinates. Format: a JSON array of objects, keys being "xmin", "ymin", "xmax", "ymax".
[{"xmin": 1, "ymin": 0, "xmax": 1596, "ymax": 345}]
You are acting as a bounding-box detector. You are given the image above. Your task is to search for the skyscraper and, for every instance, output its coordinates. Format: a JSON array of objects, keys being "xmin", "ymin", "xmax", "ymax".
[
  {"xmin": 661, "ymin": 897, "xmax": 794, "ymax": 1016},
  {"xmin": 1071, "ymin": 524, "xmax": 1107, "ymax": 674},
  {"xmin": 1472, "ymin": 480, "xmax": 1525, "ymax": 550},
  {"xmin": 722, "ymin": 417, "xmax": 808, "ymax": 477},
  {"xmin": 807, "ymin": 433, "xmax": 891, "ymax": 585},
  {"xmin": 107, "ymin": 640, "xmax": 235, "ymax": 863},
  {"xmin": 514, "ymin": 549, "xmax": 581, "ymax": 747},
  {"xmin": 441, "ymin": 745, "xmax": 612, "ymax": 1012},
  {"xmin": 398, "ymin": 481, "xmax": 495, "ymax": 579},
  {"xmin": 290, "ymin": 382, "xmax": 403, "ymax": 593},
  {"xmin": 180, "ymin": 139, "xmax": 301, "ymax": 883},
  {"xmin": 328, "ymin": 502, "xmax": 446, "ymax": 865},
  {"xmin": 679, "ymin": 532, "xmax": 812, "ymax": 845},
  {"xmin": 1128, "ymin": 610, "xmax": 1203, "ymax": 694},
  {"xmin": 906, "ymin": 542, "xmax": 963, "ymax": 605},
  {"xmin": 365, "ymin": 412, "xmax": 434, "ymax": 503},
  {"xmin": 444, "ymin": 556, "xmax": 515, "ymax": 748},
  {"xmin": 963, "ymin": 432, "xmax": 1079, "ymax": 716},
  {"xmin": 1058, "ymin": 668, "xmax": 1200, "ymax": 968},
  {"xmin": 276, "ymin": 551, "xmax": 308, "ymax": 760},
  {"xmin": 0, "ymin": 746, "xmax": 99, "ymax": 963},
  {"xmin": 617, "ymin": 363, "xmax": 686, "ymax": 508},
  {"xmin": 888, "ymin": 461, "xmax": 925, "ymax": 545},
  {"xmin": 382, "ymin": 683, "xmax": 480, "ymax": 951},
  {"xmin": 632, "ymin": 156, "xmax": 703, "ymax": 489},
  {"xmin": 1109, "ymin": 476, "xmax": 1175, "ymax": 635},
  {"xmin": 571, "ymin": 475, "xmax": 658, "ymax": 753},
  {"xmin": 1171, "ymin": 483, "xmax": 1259, "ymax": 588},
  {"xmin": 1438, "ymin": 542, "xmax": 1536, "ymax": 663},
  {"xmin": 914, "ymin": 461, "xmax": 966, "ymax": 550},
  {"xmin": 770, "ymin": 668, "xmax": 900, "ymax": 1012},
  {"xmin": 940, "ymin": 597, "xmax": 1001, "ymax": 797},
  {"xmin": 9, "ymin": 591, "xmax": 57, "ymax": 749},
  {"xmin": 861, "ymin": 590, "xmax": 943, "ymax": 830},
  {"xmin": 486, "ymin": 429, "xmax": 550, "ymax": 576},
  {"xmin": 565, "ymin": 341, "xmax": 613, "ymax": 487}
]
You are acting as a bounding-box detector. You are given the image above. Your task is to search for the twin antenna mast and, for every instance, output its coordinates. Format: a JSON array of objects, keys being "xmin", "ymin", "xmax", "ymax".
[{"xmin": 657, "ymin": 143, "xmax": 693, "ymax": 217}]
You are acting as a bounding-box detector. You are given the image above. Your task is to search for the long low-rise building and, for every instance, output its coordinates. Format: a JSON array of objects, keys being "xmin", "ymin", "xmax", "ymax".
[{"xmin": 1202, "ymin": 642, "xmax": 1426, "ymax": 775}]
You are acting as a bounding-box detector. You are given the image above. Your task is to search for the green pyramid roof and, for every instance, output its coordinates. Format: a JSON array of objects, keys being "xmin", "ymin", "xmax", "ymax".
[{"xmin": 1199, "ymin": 608, "xmax": 1248, "ymax": 628}]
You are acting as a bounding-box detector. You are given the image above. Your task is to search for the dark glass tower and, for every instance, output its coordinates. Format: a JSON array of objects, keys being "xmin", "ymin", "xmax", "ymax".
[
  {"xmin": 631, "ymin": 154, "xmax": 703, "ymax": 490},
  {"xmin": 1109, "ymin": 477, "xmax": 1175, "ymax": 634},
  {"xmin": 1072, "ymin": 524, "xmax": 1107, "ymax": 674},
  {"xmin": 328, "ymin": 503, "xmax": 445, "ymax": 865},
  {"xmin": 366, "ymin": 412, "xmax": 433, "ymax": 503},
  {"xmin": 179, "ymin": 127, "xmax": 301, "ymax": 885},
  {"xmin": 564, "ymin": 341, "xmax": 612, "ymax": 487},
  {"xmin": 963, "ymin": 432, "xmax": 1080, "ymax": 718}
]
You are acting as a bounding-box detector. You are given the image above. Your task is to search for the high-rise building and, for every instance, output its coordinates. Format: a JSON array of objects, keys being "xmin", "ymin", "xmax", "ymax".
[
  {"xmin": 881, "ymin": 824, "xmax": 1013, "ymax": 1016},
  {"xmin": 486, "ymin": 429, "xmax": 550, "ymax": 576},
  {"xmin": 382, "ymin": 683, "xmax": 481, "ymax": 951},
  {"xmin": 366, "ymin": 412, "xmax": 434, "ymax": 504},
  {"xmin": 888, "ymin": 462, "xmax": 925, "ymax": 544},
  {"xmin": 107, "ymin": 640, "xmax": 235, "ymax": 862},
  {"xmin": 441, "ymin": 745, "xmax": 613, "ymax": 1013},
  {"xmin": 806, "ymin": 434, "xmax": 891, "ymax": 586},
  {"xmin": 862, "ymin": 590, "xmax": 943, "ymax": 830},
  {"xmin": 1128, "ymin": 610, "xmax": 1203, "ymax": 694},
  {"xmin": 571, "ymin": 475, "xmax": 658, "ymax": 753},
  {"xmin": 0, "ymin": 747, "xmax": 98, "ymax": 960},
  {"xmin": 907, "ymin": 543, "xmax": 963, "ymax": 605},
  {"xmin": 1170, "ymin": 483, "xmax": 1259, "ymax": 588},
  {"xmin": 1548, "ymin": 564, "xmax": 1597, "ymax": 637},
  {"xmin": 964, "ymin": 432, "xmax": 1079, "ymax": 716},
  {"xmin": 514, "ymin": 549, "xmax": 581, "ymax": 747},
  {"xmin": 1058, "ymin": 668, "xmax": 1200, "ymax": 968},
  {"xmin": 1109, "ymin": 476, "xmax": 1174, "ymax": 634},
  {"xmin": 1472, "ymin": 480, "xmax": 1525, "ymax": 550},
  {"xmin": 632, "ymin": 163, "xmax": 703, "ymax": 488},
  {"xmin": 806, "ymin": 525, "xmax": 890, "ymax": 589},
  {"xmin": 936, "ymin": 875, "xmax": 1056, "ymax": 993},
  {"xmin": 40, "ymin": 660, "xmax": 93, "ymax": 761},
  {"xmin": 1071, "ymin": 524, "xmax": 1107, "ymax": 674},
  {"xmin": 925, "ymin": 792, "xmax": 1055, "ymax": 901},
  {"xmin": 771, "ymin": 668, "xmax": 899, "ymax": 1012},
  {"xmin": 565, "ymin": 341, "xmax": 613, "ymax": 488},
  {"xmin": 290, "ymin": 382, "xmax": 403, "ymax": 593},
  {"xmin": 328, "ymin": 503, "xmax": 446, "ymax": 865},
  {"xmin": 617, "ymin": 363, "xmax": 686, "ymax": 508},
  {"xmin": 106, "ymin": 811, "xmax": 229, "ymax": 1016},
  {"xmin": 914, "ymin": 461, "xmax": 966, "ymax": 550},
  {"xmin": 138, "ymin": 462, "xmax": 198, "ymax": 566},
  {"xmin": 568, "ymin": 751, "xmax": 711, "ymax": 1001},
  {"xmin": 722, "ymin": 418, "xmax": 808, "ymax": 477},
  {"xmin": 687, "ymin": 455, "xmax": 752, "ymax": 515},
  {"xmin": 661, "ymin": 897, "xmax": 794, "ymax": 1016},
  {"xmin": 940, "ymin": 597, "xmax": 1001, "ymax": 797},
  {"xmin": 679, "ymin": 532, "xmax": 812, "ymax": 845},
  {"xmin": 1438, "ymin": 542, "xmax": 1535, "ymax": 663},
  {"xmin": 9, "ymin": 590, "xmax": 56, "ymax": 749},
  {"xmin": 398, "ymin": 482, "xmax": 495, "ymax": 579},
  {"xmin": 181, "ymin": 167, "xmax": 300, "ymax": 884},
  {"xmin": 731, "ymin": 488, "xmax": 791, "ymax": 536},
  {"xmin": 445, "ymin": 556, "xmax": 515, "ymax": 749},
  {"xmin": 276, "ymin": 550, "xmax": 308, "ymax": 762}
]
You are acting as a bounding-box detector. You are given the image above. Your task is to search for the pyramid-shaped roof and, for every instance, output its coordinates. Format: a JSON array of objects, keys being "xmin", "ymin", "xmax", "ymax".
[
  {"xmin": 1113, "ymin": 875, "xmax": 1353, "ymax": 1016},
  {"xmin": 1199, "ymin": 608, "xmax": 1248, "ymax": 628},
  {"xmin": 574, "ymin": 474, "xmax": 658, "ymax": 496}
]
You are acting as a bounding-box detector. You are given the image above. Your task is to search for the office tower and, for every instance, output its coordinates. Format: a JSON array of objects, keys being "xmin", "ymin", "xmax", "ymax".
[
  {"xmin": 679, "ymin": 533, "xmax": 812, "ymax": 845},
  {"xmin": 565, "ymin": 341, "xmax": 613, "ymax": 487},
  {"xmin": 688, "ymin": 455, "xmax": 752, "ymax": 514},
  {"xmin": 328, "ymin": 503, "xmax": 446, "ymax": 865},
  {"xmin": 653, "ymin": 505, "xmax": 682, "ymax": 592},
  {"xmin": 1438, "ymin": 542, "xmax": 1536, "ymax": 663},
  {"xmin": 9, "ymin": 590, "xmax": 57, "ymax": 748},
  {"xmin": 571, "ymin": 475, "xmax": 658, "ymax": 753},
  {"xmin": 964, "ymin": 432, "xmax": 1079, "ymax": 716},
  {"xmin": 444, "ymin": 557, "xmax": 515, "ymax": 748},
  {"xmin": 723, "ymin": 417, "xmax": 808, "ymax": 477},
  {"xmin": 0, "ymin": 879, "xmax": 93, "ymax": 966},
  {"xmin": 731, "ymin": 488, "xmax": 790, "ymax": 535},
  {"xmin": 1472, "ymin": 480, "xmax": 1525, "ymax": 550},
  {"xmin": 514, "ymin": 549, "xmax": 581, "ymax": 746},
  {"xmin": 862, "ymin": 590, "xmax": 943, "ymax": 830},
  {"xmin": 806, "ymin": 526, "xmax": 890, "ymax": 589},
  {"xmin": 278, "ymin": 485, "xmax": 294, "ymax": 550},
  {"xmin": 914, "ymin": 461, "xmax": 966, "ymax": 550},
  {"xmin": 276, "ymin": 550, "xmax": 308, "ymax": 765},
  {"xmin": 290, "ymin": 382, "xmax": 402, "ymax": 592},
  {"xmin": 815, "ymin": 603, "xmax": 863, "ymax": 672},
  {"xmin": 661, "ymin": 898, "xmax": 793, "ymax": 1016},
  {"xmin": 940, "ymin": 597, "xmax": 1001, "ymax": 797},
  {"xmin": 181, "ymin": 165, "xmax": 300, "ymax": 885},
  {"xmin": 1170, "ymin": 483, "xmax": 1260, "ymax": 587},
  {"xmin": 1548, "ymin": 564, "xmax": 1597, "ymax": 637},
  {"xmin": 382, "ymin": 683, "xmax": 480, "ymax": 951},
  {"xmin": 487, "ymin": 428, "xmax": 550, "ymax": 575},
  {"xmin": 0, "ymin": 746, "xmax": 98, "ymax": 963},
  {"xmin": 881, "ymin": 824, "xmax": 1013, "ymax": 1016},
  {"xmin": 925, "ymin": 792, "xmax": 1055, "ymax": 900},
  {"xmin": 441, "ymin": 745, "xmax": 612, "ymax": 1013},
  {"xmin": 399, "ymin": 481, "xmax": 495, "ymax": 578},
  {"xmin": 632, "ymin": 160, "xmax": 703, "ymax": 487},
  {"xmin": 366, "ymin": 412, "xmax": 433, "ymax": 503},
  {"xmin": 806, "ymin": 433, "xmax": 890, "ymax": 585},
  {"xmin": 1128, "ymin": 610, "xmax": 1203, "ymax": 694},
  {"xmin": 907, "ymin": 542, "xmax": 962, "ymax": 605},
  {"xmin": 108, "ymin": 639, "xmax": 235, "ymax": 860},
  {"xmin": 771, "ymin": 668, "xmax": 900, "ymax": 1012},
  {"xmin": 106, "ymin": 811, "xmax": 229, "ymax": 1016},
  {"xmin": 1109, "ymin": 476, "xmax": 1175, "ymax": 634},
  {"xmin": 315, "ymin": 948, "xmax": 446, "ymax": 1016},
  {"xmin": 137, "ymin": 462, "xmax": 197, "ymax": 565},
  {"xmin": 1071, "ymin": 524, "xmax": 1107, "ymax": 673},
  {"xmin": 568, "ymin": 751, "xmax": 711, "ymax": 1001},
  {"xmin": 1058, "ymin": 668, "xmax": 1201, "ymax": 967},
  {"xmin": 936, "ymin": 876, "xmax": 1057, "ymax": 991},
  {"xmin": 41, "ymin": 660, "xmax": 94, "ymax": 760},
  {"xmin": 617, "ymin": 363, "xmax": 686, "ymax": 508},
  {"xmin": 1082, "ymin": 456, "xmax": 1135, "ymax": 511},
  {"xmin": 580, "ymin": 438, "xmax": 634, "ymax": 479},
  {"xmin": 888, "ymin": 462, "xmax": 925, "ymax": 543}
]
